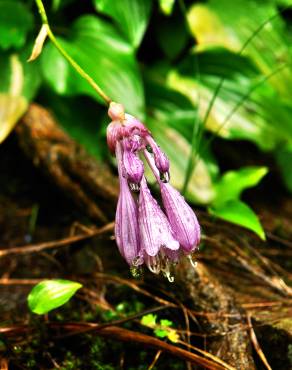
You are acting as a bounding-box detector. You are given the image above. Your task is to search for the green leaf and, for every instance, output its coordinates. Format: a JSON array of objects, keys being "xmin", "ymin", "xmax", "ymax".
[
  {"xmin": 160, "ymin": 319, "xmax": 173, "ymax": 327},
  {"xmin": 0, "ymin": 50, "xmax": 41, "ymax": 143},
  {"xmin": 159, "ymin": 0, "xmax": 175, "ymax": 16},
  {"xmin": 168, "ymin": 61, "xmax": 284, "ymax": 151},
  {"xmin": 145, "ymin": 79, "xmax": 218, "ymax": 204},
  {"xmin": 27, "ymin": 279, "xmax": 82, "ymax": 315},
  {"xmin": 157, "ymin": 16, "xmax": 189, "ymax": 60},
  {"xmin": 154, "ymin": 328, "xmax": 168, "ymax": 338},
  {"xmin": 0, "ymin": 0, "xmax": 33, "ymax": 50},
  {"xmin": 213, "ymin": 166, "xmax": 268, "ymax": 207},
  {"xmin": 41, "ymin": 15, "xmax": 145, "ymax": 117},
  {"xmin": 141, "ymin": 314, "xmax": 157, "ymax": 327},
  {"xmin": 209, "ymin": 200, "xmax": 266, "ymax": 240},
  {"xmin": 275, "ymin": 143, "xmax": 292, "ymax": 192},
  {"xmin": 93, "ymin": 0, "xmax": 152, "ymax": 47},
  {"xmin": 147, "ymin": 119, "xmax": 217, "ymax": 204},
  {"xmin": 187, "ymin": 1, "xmax": 292, "ymax": 99}
]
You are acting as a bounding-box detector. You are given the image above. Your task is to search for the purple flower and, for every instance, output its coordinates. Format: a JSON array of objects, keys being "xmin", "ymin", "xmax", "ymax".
[
  {"xmin": 138, "ymin": 178, "xmax": 179, "ymax": 277},
  {"xmin": 122, "ymin": 139, "xmax": 144, "ymax": 191},
  {"xmin": 114, "ymin": 142, "xmax": 140, "ymax": 265},
  {"xmin": 146, "ymin": 136, "xmax": 170, "ymax": 181},
  {"xmin": 160, "ymin": 182, "xmax": 200, "ymax": 252},
  {"xmin": 107, "ymin": 102, "xmax": 200, "ymax": 279}
]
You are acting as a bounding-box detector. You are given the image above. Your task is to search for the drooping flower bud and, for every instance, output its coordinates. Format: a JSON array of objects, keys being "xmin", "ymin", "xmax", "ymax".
[
  {"xmin": 115, "ymin": 142, "xmax": 140, "ymax": 265},
  {"xmin": 138, "ymin": 178, "xmax": 179, "ymax": 258},
  {"xmin": 146, "ymin": 136, "xmax": 170, "ymax": 182},
  {"xmin": 160, "ymin": 182, "xmax": 200, "ymax": 252},
  {"xmin": 122, "ymin": 149, "xmax": 144, "ymax": 191}
]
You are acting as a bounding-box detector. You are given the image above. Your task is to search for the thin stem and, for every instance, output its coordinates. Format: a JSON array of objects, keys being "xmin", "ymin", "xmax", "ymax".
[
  {"xmin": 34, "ymin": 0, "xmax": 112, "ymax": 105},
  {"xmin": 143, "ymin": 150, "xmax": 160, "ymax": 183}
]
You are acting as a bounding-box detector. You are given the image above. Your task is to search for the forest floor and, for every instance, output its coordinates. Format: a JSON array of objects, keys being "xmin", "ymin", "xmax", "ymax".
[{"xmin": 0, "ymin": 106, "xmax": 292, "ymax": 370}]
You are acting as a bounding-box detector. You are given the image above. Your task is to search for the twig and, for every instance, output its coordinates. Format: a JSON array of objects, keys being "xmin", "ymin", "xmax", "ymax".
[
  {"xmin": 247, "ymin": 314, "xmax": 272, "ymax": 370},
  {"xmin": 0, "ymin": 222, "xmax": 114, "ymax": 257},
  {"xmin": 1, "ymin": 324, "xmax": 234, "ymax": 370},
  {"xmin": 147, "ymin": 350, "xmax": 162, "ymax": 370}
]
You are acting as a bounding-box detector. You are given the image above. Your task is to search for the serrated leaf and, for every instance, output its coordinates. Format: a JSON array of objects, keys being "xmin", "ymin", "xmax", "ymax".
[
  {"xmin": 0, "ymin": 0, "xmax": 33, "ymax": 50},
  {"xmin": 154, "ymin": 328, "xmax": 168, "ymax": 338},
  {"xmin": 167, "ymin": 330, "xmax": 179, "ymax": 343},
  {"xmin": 41, "ymin": 15, "xmax": 145, "ymax": 117},
  {"xmin": 141, "ymin": 314, "xmax": 157, "ymax": 327},
  {"xmin": 160, "ymin": 319, "xmax": 173, "ymax": 327},
  {"xmin": 213, "ymin": 166, "xmax": 268, "ymax": 207},
  {"xmin": 27, "ymin": 279, "xmax": 82, "ymax": 315},
  {"xmin": 93, "ymin": 0, "xmax": 152, "ymax": 47},
  {"xmin": 209, "ymin": 200, "xmax": 266, "ymax": 240}
]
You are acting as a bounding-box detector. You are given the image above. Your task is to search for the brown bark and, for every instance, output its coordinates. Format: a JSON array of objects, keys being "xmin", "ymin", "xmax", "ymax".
[
  {"xmin": 176, "ymin": 260, "xmax": 255, "ymax": 369},
  {"xmin": 15, "ymin": 104, "xmax": 118, "ymax": 224}
]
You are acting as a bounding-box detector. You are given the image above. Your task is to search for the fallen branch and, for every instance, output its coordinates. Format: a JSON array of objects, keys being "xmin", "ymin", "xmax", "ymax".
[{"xmin": 0, "ymin": 222, "xmax": 114, "ymax": 257}]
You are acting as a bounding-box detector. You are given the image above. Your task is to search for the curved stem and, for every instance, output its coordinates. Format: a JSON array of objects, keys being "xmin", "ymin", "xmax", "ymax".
[{"xmin": 35, "ymin": 0, "xmax": 112, "ymax": 105}]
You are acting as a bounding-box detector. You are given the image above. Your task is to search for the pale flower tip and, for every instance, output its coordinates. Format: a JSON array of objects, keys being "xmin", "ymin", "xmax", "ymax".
[{"xmin": 108, "ymin": 102, "xmax": 125, "ymax": 121}]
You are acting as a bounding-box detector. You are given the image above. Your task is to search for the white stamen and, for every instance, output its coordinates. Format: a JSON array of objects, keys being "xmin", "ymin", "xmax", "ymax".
[{"xmin": 188, "ymin": 255, "xmax": 197, "ymax": 269}]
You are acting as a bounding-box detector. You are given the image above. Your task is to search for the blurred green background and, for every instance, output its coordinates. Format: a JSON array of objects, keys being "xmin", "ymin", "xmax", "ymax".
[{"xmin": 1, "ymin": 0, "xmax": 292, "ymax": 238}]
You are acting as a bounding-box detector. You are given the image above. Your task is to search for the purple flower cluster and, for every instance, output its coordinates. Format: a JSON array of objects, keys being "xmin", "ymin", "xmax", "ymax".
[{"xmin": 107, "ymin": 102, "xmax": 200, "ymax": 280}]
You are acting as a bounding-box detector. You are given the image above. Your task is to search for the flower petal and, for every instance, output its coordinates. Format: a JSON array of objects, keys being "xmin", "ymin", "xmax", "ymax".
[
  {"xmin": 160, "ymin": 183, "xmax": 200, "ymax": 252},
  {"xmin": 139, "ymin": 178, "xmax": 179, "ymax": 257},
  {"xmin": 115, "ymin": 142, "xmax": 140, "ymax": 265},
  {"xmin": 115, "ymin": 179, "xmax": 140, "ymax": 264}
]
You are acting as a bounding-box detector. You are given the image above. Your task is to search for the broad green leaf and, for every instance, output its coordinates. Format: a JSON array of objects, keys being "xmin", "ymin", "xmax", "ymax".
[
  {"xmin": 93, "ymin": 0, "xmax": 152, "ymax": 47},
  {"xmin": 28, "ymin": 279, "xmax": 82, "ymax": 315},
  {"xmin": 156, "ymin": 15, "xmax": 189, "ymax": 60},
  {"xmin": 145, "ymin": 78, "xmax": 218, "ymax": 203},
  {"xmin": 187, "ymin": 1, "xmax": 292, "ymax": 98},
  {"xmin": 187, "ymin": 4, "xmax": 239, "ymax": 52},
  {"xmin": 275, "ymin": 143, "xmax": 292, "ymax": 192},
  {"xmin": 213, "ymin": 166, "xmax": 268, "ymax": 207},
  {"xmin": 41, "ymin": 15, "xmax": 145, "ymax": 117},
  {"xmin": 0, "ymin": 0, "xmax": 33, "ymax": 50},
  {"xmin": 147, "ymin": 119, "xmax": 217, "ymax": 204},
  {"xmin": 0, "ymin": 51, "xmax": 41, "ymax": 143},
  {"xmin": 145, "ymin": 78, "xmax": 198, "ymax": 140},
  {"xmin": 209, "ymin": 200, "xmax": 266, "ymax": 240},
  {"xmin": 159, "ymin": 0, "xmax": 175, "ymax": 16},
  {"xmin": 168, "ymin": 64, "xmax": 286, "ymax": 151}
]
